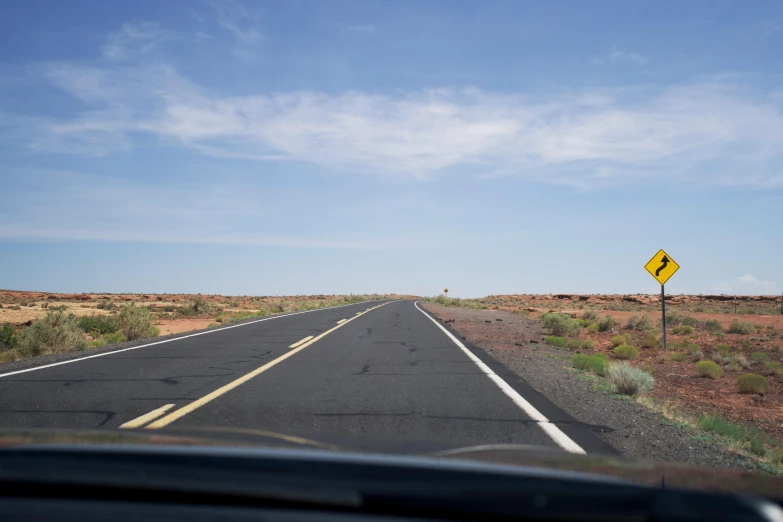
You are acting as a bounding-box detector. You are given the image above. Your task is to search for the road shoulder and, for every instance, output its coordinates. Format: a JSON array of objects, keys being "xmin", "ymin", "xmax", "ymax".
[{"xmin": 422, "ymin": 303, "xmax": 762, "ymax": 472}]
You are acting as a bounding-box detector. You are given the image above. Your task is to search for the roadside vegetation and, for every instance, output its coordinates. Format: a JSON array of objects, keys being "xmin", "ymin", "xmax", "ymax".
[
  {"xmin": 423, "ymin": 293, "xmax": 783, "ymax": 472},
  {"xmin": 0, "ymin": 293, "xmax": 396, "ymax": 364}
]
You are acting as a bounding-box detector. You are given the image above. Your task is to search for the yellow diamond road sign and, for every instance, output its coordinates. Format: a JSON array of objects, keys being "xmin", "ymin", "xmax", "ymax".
[{"xmin": 644, "ymin": 249, "xmax": 680, "ymax": 285}]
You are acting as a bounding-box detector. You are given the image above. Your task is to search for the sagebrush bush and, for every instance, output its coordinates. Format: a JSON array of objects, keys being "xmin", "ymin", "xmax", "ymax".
[
  {"xmin": 672, "ymin": 325, "xmax": 694, "ymax": 335},
  {"xmin": 624, "ymin": 314, "xmax": 653, "ymax": 331},
  {"xmin": 613, "ymin": 344, "xmax": 639, "ymax": 360},
  {"xmin": 597, "ymin": 316, "xmax": 615, "ymax": 332},
  {"xmin": 715, "ymin": 343, "xmax": 731, "ymax": 355},
  {"xmin": 696, "ymin": 360, "xmax": 722, "ymax": 379},
  {"xmin": 581, "ymin": 310, "xmax": 598, "ymax": 321},
  {"xmin": 711, "ymin": 352, "xmax": 731, "ymax": 365},
  {"xmin": 610, "ymin": 334, "xmax": 630, "ymax": 347},
  {"xmin": 737, "ymin": 373, "xmax": 768, "ymax": 393},
  {"xmin": 17, "ymin": 311, "xmax": 86, "ymax": 357},
  {"xmin": 690, "ymin": 350, "xmax": 703, "ymax": 362},
  {"xmin": 763, "ymin": 361, "xmax": 782, "ymax": 376},
  {"xmin": 640, "ymin": 332, "xmax": 660, "ymax": 348},
  {"xmin": 118, "ymin": 304, "xmax": 159, "ymax": 341},
  {"xmin": 77, "ymin": 315, "xmax": 120, "ymax": 335},
  {"xmin": 734, "ymin": 354, "xmax": 750, "ymax": 369},
  {"xmin": 544, "ymin": 336, "xmax": 567, "ymax": 347},
  {"xmin": 607, "ymin": 362, "xmax": 655, "ymax": 395},
  {"xmin": 0, "ymin": 322, "xmax": 18, "ymax": 349},
  {"xmin": 728, "ymin": 319, "xmax": 755, "ymax": 335},
  {"xmin": 671, "ymin": 352, "xmax": 688, "ymax": 362},
  {"xmin": 540, "ymin": 313, "xmax": 580, "ymax": 337},
  {"xmin": 750, "ymin": 351, "xmax": 769, "ymax": 364},
  {"xmin": 587, "ymin": 323, "xmax": 599, "ymax": 334},
  {"xmin": 667, "ymin": 313, "xmax": 698, "ymax": 327},
  {"xmin": 702, "ymin": 319, "xmax": 723, "ymax": 333}
]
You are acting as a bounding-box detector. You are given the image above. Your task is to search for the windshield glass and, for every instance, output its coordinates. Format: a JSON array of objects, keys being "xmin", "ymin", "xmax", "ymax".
[{"xmin": 1, "ymin": 0, "xmax": 782, "ymax": 498}]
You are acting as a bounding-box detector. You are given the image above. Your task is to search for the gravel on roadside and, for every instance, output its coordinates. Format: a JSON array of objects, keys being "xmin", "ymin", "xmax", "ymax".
[{"xmin": 423, "ymin": 303, "xmax": 761, "ymax": 472}]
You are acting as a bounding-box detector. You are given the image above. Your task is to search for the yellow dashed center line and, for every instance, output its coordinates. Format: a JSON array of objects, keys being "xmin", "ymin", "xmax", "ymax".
[
  {"xmin": 119, "ymin": 404, "xmax": 176, "ymax": 429},
  {"xmin": 146, "ymin": 302, "xmax": 390, "ymax": 429},
  {"xmin": 289, "ymin": 336, "xmax": 313, "ymax": 348}
]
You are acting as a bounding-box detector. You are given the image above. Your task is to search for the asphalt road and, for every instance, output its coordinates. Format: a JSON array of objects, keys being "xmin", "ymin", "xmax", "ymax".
[{"xmin": 0, "ymin": 300, "xmax": 614, "ymax": 454}]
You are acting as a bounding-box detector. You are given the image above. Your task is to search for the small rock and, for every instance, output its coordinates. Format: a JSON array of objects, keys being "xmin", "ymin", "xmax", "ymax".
[
  {"xmin": 530, "ymin": 339, "xmax": 539, "ymax": 344},
  {"xmin": 495, "ymin": 318, "xmax": 503, "ymax": 321},
  {"xmin": 461, "ymin": 336, "xmax": 466, "ymax": 340},
  {"xmin": 485, "ymin": 320, "xmax": 492, "ymax": 324}
]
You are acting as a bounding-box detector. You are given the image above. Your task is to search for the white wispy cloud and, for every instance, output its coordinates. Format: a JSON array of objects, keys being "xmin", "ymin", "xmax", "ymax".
[
  {"xmin": 737, "ymin": 274, "xmax": 777, "ymax": 294},
  {"xmin": 6, "ymin": 23, "xmax": 783, "ymax": 188},
  {"xmin": 101, "ymin": 22, "xmax": 167, "ymax": 61},
  {"xmin": 209, "ymin": 0, "xmax": 263, "ymax": 59},
  {"xmin": 23, "ymin": 62, "xmax": 783, "ymax": 187}
]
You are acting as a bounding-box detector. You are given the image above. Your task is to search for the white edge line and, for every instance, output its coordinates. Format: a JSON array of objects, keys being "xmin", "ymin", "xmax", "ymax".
[
  {"xmin": 414, "ymin": 300, "xmax": 586, "ymax": 455},
  {"xmin": 288, "ymin": 335, "xmax": 314, "ymax": 349},
  {"xmin": 119, "ymin": 403, "xmax": 176, "ymax": 429},
  {"xmin": 0, "ymin": 300, "xmax": 384, "ymax": 379}
]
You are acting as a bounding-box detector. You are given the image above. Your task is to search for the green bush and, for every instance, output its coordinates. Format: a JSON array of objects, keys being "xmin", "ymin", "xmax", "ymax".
[
  {"xmin": 672, "ymin": 352, "xmax": 688, "ymax": 362},
  {"xmin": 667, "ymin": 313, "xmax": 698, "ymax": 327},
  {"xmin": 90, "ymin": 331, "xmax": 128, "ymax": 347},
  {"xmin": 613, "ymin": 344, "xmax": 639, "ymax": 360},
  {"xmin": 581, "ymin": 310, "xmax": 598, "ymax": 321},
  {"xmin": 540, "ymin": 313, "xmax": 580, "ymax": 337},
  {"xmin": 640, "ymin": 332, "xmax": 660, "ymax": 348},
  {"xmin": 702, "ymin": 319, "xmax": 723, "ymax": 333},
  {"xmin": 737, "ymin": 374, "xmax": 768, "ymax": 394},
  {"xmin": 581, "ymin": 339, "xmax": 595, "ymax": 350},
  {"xmin": 597, "ymin": 316, "xmax": 615, "ymax": 332},
  {"xmin": 763, "ymin": 361, "xmax": 782, "ymax": 375},
  {"xmin": 624, "ymin": 314, "xmax": 653, "ymax": 331},
  {"xmin": 176, "ymin": 298, "xmax": 217, "ymax": 317},
  {"xmin": 77, "ymin": 315, "xmax": 120, "ymax": 335},
  {"xmin": 696, "ymin": 360, "xmax": 722, "ymax": 379},
  {"xmin": 567, "ymin": 339, "xmax": 582, "ymax": 349},
  {"xmin": 728, "ymin": 319, "xmax": 755, "ymax": 335},
  {"xmin": 17, "ymin": 311, "xmax": 86, "ymax": 357},
  {"xmin": 572, "ymin": 353, "xmax": 608, "ymax": 376},
  {"xmin": 0, "ymin": 323, "xmax": 17, "ymax": 349},
  {"xmin": 672, "ymin": 325, "xmax": 694, "ymax": 335},
  {"xmin": 587, "ymin": 323, "xmax": 599, "ymax": 334},
  {"xmin": 118, "ymin": 304, "xmax": 159, "ymax": 341},
  {"xmin": 750, "ymin": 351, "xmax": 769, "ymax": 364},
  {"xmin": 716, "ymin": 343, "xmax": 731, "ymax": 355},
  {"xmin": 544, "ymin": 336, "xmax": 567, "ymax": 347},
  {"xmin": 610, "ymin": 334, "xmax": 631, "ymax": 347},
  {"xmin": 607, "ymin": 362, "xmax": 655, "ymax": 395}
]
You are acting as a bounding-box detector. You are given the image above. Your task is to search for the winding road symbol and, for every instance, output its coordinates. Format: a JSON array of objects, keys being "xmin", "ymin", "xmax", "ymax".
[{"xmin": 655, "ymin": 255, "xmax": 670, "ymax": 277}]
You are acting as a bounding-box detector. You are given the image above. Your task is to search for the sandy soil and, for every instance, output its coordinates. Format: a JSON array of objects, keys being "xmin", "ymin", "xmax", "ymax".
[{"xmin": 156, "ymin": 319, "xmax": 214, "ymax": 336}]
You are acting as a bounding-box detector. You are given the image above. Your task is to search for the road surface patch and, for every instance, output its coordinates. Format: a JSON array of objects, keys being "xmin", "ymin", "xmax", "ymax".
[{"xmin": 145, "ymin": 302, "xmax": 392, "ymax": 429}]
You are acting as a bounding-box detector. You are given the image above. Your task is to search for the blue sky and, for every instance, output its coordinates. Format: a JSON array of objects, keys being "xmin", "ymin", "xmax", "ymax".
[{"xmin": 1, "ymin": 0, "xmax": 782, "ymax": 297}]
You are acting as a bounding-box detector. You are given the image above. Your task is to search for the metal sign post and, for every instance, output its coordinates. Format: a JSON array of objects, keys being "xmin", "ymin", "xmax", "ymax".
[
  {"xmin": 661, "ymin": 284, "xmax": 667, "ymax": 351},
  {"xmin": 644, "ymin": 249, "xmax": 680, "ymax": 351}
]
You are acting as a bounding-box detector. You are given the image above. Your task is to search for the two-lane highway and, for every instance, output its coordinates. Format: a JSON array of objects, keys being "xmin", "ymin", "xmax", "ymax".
[{"xmin": 0, "ymin": 300, "xmax": 614, "ymax": 454}]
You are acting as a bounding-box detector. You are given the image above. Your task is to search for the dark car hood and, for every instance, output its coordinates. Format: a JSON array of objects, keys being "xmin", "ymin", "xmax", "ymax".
[{"xmin": 0, "ymin": 427, "xmax": 781, "ymax": 498}]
